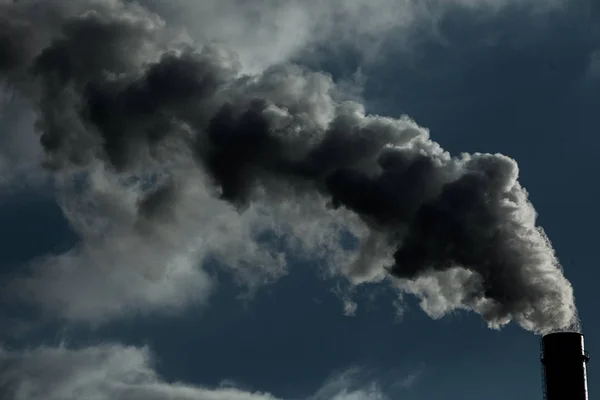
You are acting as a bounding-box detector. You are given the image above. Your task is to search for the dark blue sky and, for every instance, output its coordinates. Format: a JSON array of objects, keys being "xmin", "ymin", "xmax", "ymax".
[{"xmin": 0, "ymin": 1, "xmax": 598, "ymax": 399}]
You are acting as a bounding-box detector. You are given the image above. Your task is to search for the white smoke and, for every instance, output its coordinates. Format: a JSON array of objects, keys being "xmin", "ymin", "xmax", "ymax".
[{"xmin": 0, "ymin": 344, "xmax": 399, "ymax": 400}]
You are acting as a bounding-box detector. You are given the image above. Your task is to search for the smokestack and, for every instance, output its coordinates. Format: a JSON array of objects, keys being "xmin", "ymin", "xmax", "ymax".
[{"xmin": 541, "ymin": 331, "xmax": 590, "ymax": 400}]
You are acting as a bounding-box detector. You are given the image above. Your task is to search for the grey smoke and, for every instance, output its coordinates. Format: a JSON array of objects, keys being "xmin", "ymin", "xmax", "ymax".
[{"xmin": 0, "ymin": 0, "xmax": 577, "ymax": 334}]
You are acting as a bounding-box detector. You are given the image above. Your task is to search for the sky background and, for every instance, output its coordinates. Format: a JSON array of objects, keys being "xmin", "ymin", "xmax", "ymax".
[{"xmin": 0, "ymin": 0, "xmax": 598, "ymax": 399}]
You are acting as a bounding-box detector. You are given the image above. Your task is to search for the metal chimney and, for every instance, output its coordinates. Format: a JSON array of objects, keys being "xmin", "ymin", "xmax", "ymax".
[{"xmin": 541, "ymin": 331, "xmax": 590, "ymax": 400}]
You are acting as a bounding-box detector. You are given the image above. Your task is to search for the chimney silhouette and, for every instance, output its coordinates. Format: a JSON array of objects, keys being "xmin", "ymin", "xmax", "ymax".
[{"xmin": 541, "ymin": 331, "xmax": 590, "ymax": 400}]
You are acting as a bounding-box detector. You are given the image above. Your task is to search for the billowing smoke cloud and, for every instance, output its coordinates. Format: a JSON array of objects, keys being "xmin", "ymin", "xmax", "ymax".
[{"xmin": 0, "ymin": 0, "xmax": 577, "ymax": 334}]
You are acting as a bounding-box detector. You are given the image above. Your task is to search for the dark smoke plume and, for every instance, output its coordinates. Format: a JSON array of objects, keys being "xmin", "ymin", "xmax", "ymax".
[{"xmin": 0, "ymin": 0, "xmax": 577, "ymax": 333}]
